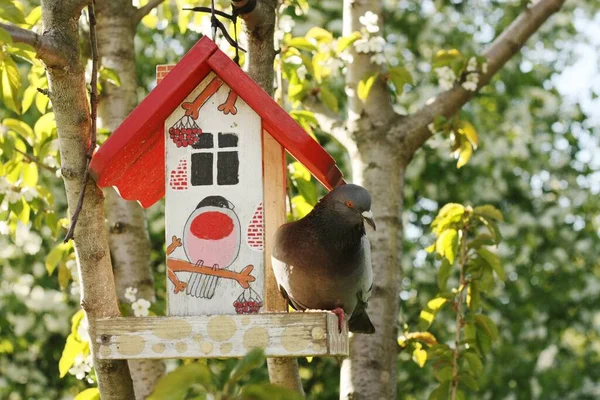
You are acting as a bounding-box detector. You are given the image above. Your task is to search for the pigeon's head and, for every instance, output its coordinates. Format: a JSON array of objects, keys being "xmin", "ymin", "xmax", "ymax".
[{"xmin": 323, "ymin": 184, "xmax": 376, "ymax": 230}]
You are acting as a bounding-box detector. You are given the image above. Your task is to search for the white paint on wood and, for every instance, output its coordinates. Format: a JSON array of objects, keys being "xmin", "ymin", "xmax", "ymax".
[
  {"xmin": 165, "ymin": 72, "xmax": 264, "ymax": 316},
  {"xmin": 95, "ymin": 313, "xmax": 349, "ymax": 359}
]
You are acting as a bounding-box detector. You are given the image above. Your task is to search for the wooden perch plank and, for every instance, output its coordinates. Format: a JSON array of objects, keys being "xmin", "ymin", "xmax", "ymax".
[{"xmin": 95, "ymin": 312, "xmax": 348, "ymax": 360}]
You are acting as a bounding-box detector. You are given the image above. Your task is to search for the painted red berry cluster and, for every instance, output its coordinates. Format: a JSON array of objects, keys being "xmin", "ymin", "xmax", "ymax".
[
  {"xmin": 234, "ymin": 288, "xmax": 263, "ymax": 314},
  {"xmin": 169, "ymin": 116, "xmax": 202, "ymax": 148}
]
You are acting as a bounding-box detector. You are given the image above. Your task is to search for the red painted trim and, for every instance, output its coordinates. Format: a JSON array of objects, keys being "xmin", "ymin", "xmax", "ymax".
[
  {"xmin": 207, "ymin": 51, "xmax": 344, "ymax": 190},
  {"xmin": 90, "ymin": 37, "xmax": 217, "ymax": 186}
]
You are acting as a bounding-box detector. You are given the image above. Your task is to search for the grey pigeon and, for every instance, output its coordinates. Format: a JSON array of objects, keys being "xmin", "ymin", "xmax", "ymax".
[{"xmin": 272, "ymin": 184, "xmax": 376, "ymax": 334}]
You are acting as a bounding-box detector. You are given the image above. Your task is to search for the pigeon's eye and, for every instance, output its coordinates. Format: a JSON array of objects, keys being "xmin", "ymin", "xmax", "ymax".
[{"xmin": 345, "ymin": 200, "xmax": 354, "ymax": 208}]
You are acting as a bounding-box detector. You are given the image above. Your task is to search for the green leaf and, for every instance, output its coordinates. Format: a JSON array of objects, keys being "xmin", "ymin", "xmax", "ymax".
[
  {"xmin": 58, "ymin": 263, "xmax": 71, "ymax": 290},
  {"xmin": 468, "ymin": 234, "xmax": 495, "ymax": 249},
  {"xmin": 432, "ymin": 48, "xmax": 463, "ymax": 69},
  {"xmin": 467, "ymin": 281, "xmax": 481, "ymax": 310},
  {"xmin": 319, "ymin": 86, "xmax": 338, "ymax": 112},
  {"xmin": 1, "ymin": 54, "xmax": 22, "ymax": 114},
  {"xmin": 58, "ymin": 334, "xmax": 88, "ymax": 378},
  {"xmin": 460, "ymin": 373, "xmax": 480, "ymax": 391},
  {"xmin": 457, "ymin": 120, "xmax": 478, "ymax": 149},
  {"xmin": 357, "ymin": 72, "xmax": 379, "ymax": 101},
  {"xmin": 241, "ymin": 384, "xmax": 304, "ymax": 400},
  {"xmin": 476, "ymin": 215, "xmax": 502, "ymax": 243},
  {"xmin": 0, "ymin": 0, "xmax": 26, "ymax": 24},
  {"xmin": 463, "ymin": 351, "xmax": 483, "ymax": 375},
  {"xmin": 291, "ymin": 195, "xmax": 313, "ymax": 219},
  {"xmin": 477, "ymin": 248, "xmax": 504, "ymax": 280},
  {"xmin": 464, "ymin": 321, "xmax": 476, "ymax": 343},
  {"xmin": 336, "ymin": 31, "xmax": 361, "ymax": 54},
  {"xmin": 35, "ymin": 91, "xmax": 49, "ymax": 113},
  {"xmin": 21, "ymin": 163, "xmax": 38, "ymax": 187},
  {"xmin": 74, "ymin": 388, "xmax": 100, "ymax": 400},
  {"xmin": 412, "ymin": 344, "xmax": 428, "ymax": 367},
  {"xmin": 419, "ymin": 297, "xmax": 447, "ymax": 330},
  {"xmin": 473, "ymin": 205, "xmax": 504, "ymax": 221},
  {"xmin": 434, "ymin": 365, "xmax": 453, "ymax": 382},
  {"xmin": 431, "ymin": 203, "xmax": 465, "ymax": 234},
  {"xmin": 18, "ymin": 198, "xmax": 30, "ymax": 224},
  {"xmin": 21, "ymin": 85, "xmax": 37, "ymax": 113},
  {"xmin": 388, "ymin": 66, "xmax": 413, "ymax": 94},
  {"xmin": 437, "ymin": 259, "xmax": 452, "ymax": 290},
  {"xmin": 436, "ymin": 229, "xmax": 458, "ymax": 264},
  {"xmin": 25, "ymin": 6, "xmax": 42, "ymax": 26},
  {"xmin": 100, "ymin": 67, "xmax": 121, "ymax": 87},
  {"xmin": 456, "ymin": 140, "xmax": 472, "ymax": 168},
  {"xmin": 3, "ymin": 118, "xmax": 33, "ymax": 138},
  {"xmin": 148, "ymin": 363, "xmax": 213, "ymax": 400},
  {"xmin": 305, "ymin": 27, "xmax": 333, "ymax": 43},
  {"xmin": 45, "ymin": 244, "xmax": 66, "ymax": 275},
  {"xmin": 428, "ymin": 381, "xmax": 450, "ymax": 400},
  {"xmin": 0, "ymin": 26, "xmax": 12, "ymax": 44},
  {"xmin": 227, "ymin": 348, "xmax": 265, "ymax": 389},
  {"xmin": 474, "ymin": 314, "xmax": 499, "ymax": 341},
  {"xmin": 287, "ymin": 37, "xmax": 318, "ymax": 52},
  {"xmin": 34, "ymin": 112, "xmax": 56, "ymax": 137}
]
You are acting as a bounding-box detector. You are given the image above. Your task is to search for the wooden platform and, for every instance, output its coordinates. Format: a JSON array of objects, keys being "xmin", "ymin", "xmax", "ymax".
[{"xmin": 95, "ymin": 312, "xmax": 348, "ymax": 360}]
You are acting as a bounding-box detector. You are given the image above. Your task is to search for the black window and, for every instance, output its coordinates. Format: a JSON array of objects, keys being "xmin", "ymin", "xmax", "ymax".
[{"xmin": 190, "ymin": 132, "xmax": 239, "ymax": 186}]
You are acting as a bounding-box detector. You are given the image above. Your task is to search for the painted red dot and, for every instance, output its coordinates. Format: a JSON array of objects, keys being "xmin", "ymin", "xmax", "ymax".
[{"xmin": 190, "ymin": 211, "xmax": 234, "ymax": 240}]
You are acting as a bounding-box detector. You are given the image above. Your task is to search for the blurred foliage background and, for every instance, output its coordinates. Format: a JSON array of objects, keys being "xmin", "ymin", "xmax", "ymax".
[{"xmin": 0, "ymin": 0, "xmax": 599, "ymax": 399}]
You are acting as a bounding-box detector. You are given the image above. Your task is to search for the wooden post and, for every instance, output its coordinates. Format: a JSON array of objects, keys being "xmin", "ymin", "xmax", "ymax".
[{"xmin": 262, "ymin": 131, "xmax": 288, "ymax": 312}]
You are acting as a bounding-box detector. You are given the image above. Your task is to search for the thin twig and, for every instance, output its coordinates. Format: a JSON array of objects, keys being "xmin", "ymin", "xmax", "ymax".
[
  {"xmin": 64, "ymin": 1, "xmax": 99, "ymax": 243},
  {"xmin": 451, "ymin": 227, "xmax": 469, "ymax": 399},
  {"xmin": 133, "ymin": 0, "xmax": 166, "ymax": 24},
  {"xmin": 13, "ymin": 148, "xmax": 56, "ymax": 173}
]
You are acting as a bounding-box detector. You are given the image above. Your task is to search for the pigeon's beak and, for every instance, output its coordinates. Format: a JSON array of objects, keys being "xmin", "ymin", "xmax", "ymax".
[{"xmin": 362, "ymin": 210, "xmax": 376, "ymax": 231}]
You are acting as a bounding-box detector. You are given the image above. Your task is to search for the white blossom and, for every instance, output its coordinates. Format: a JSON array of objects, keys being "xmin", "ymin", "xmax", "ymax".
[
  {"xmin": 340, "ymin": 51, "xmax": 354, "ymax": 64},
  {"xmin": 370, "ymin": 53, "xmax": 386, "ymax": 65},
  {"xmin": 435, "ymin": 66, "xmax": 456, "ymax": 90},
  {"xmin": 43, "ymin": 155, "xmax": 58, "ymax": 168},
  {"xmin": 462, "ymin": 72, "xmax": 479, "ymax": 91},
  {"xmin": 0, "ymin": 221, "xmax": 8, "ymax": 235},
  {"xmin": 428, "ymin": 123, "xmax": 436, "ymax": 134},
  {"xmin": 285, "ymin": 55, "xmax": 303, "ymax": 65},
  {"xmin": 124, "ymin": 287, "xmax": 138, "ymax": 302},
  {"xmin": 368, "ymin": 36, "xmax": 386, "ymax": 53},
  {"xmin": 69, "ymin": 354, "xmax": 93, "ymax": 380},
  {"xmin": 296, "ymin": 65, "xmax": 308, "ymax": 81},
  {"xmin": 279, "ymin": 14, "xmax": 295, "ymax": 33},
  {"xmin": 0, "ymin": 176, "xmax": 10, "ymax": 193},
  {"xmin": 467, "ymin": 57, "xmax": 478, "ymax": 72},
  {"xmin": 5, "ymin": 190, "xmax": 21, "ymax": 204},
  {"xmin": 326, "ymin": 57, "xmax": 344, "ymax": 71},
  {"xmin": 21, "ymin": 188, "xmax": 38, "ymax": 202},
  {"xmin": 482, "ymin": 62, "xmax": 488, "ymax": 74},
  {"xmin": 354, "ymin": 37, "xmax": 371, "ymax": 53},
  {"xmin": 132, "ymin": 298, "xmax": 151, "ymax": 317},
  {"xmin": 359, "ymin": 11, "xmax": 380, "ymax": 33}
]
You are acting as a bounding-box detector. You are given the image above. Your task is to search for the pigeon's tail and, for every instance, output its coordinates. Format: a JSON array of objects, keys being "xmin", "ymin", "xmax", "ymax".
[
  {"xmin": 348, "ymin": 307, "xmax": 375, "ymax": 334},
  {"xmin": 186, "ymin": 273, "xmax": 220, "ymax": 299}
]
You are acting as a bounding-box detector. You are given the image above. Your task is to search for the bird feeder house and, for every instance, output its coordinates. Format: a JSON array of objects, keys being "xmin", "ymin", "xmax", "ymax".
[{"xmin": 89, "ymin": 37, "xmax": 348, "ymax": 360}]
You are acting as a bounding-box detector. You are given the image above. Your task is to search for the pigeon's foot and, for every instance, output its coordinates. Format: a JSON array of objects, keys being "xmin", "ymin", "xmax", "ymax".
[{"xmin": 332, "ymin": 307, "xmax": 345, "ymax": 333}]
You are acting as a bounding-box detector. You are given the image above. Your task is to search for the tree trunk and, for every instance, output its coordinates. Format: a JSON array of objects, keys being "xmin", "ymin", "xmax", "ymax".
[
  {"xmin": 234, "ymin": 0, "xmax": 304, "ymax": 394},
  {"xmin": 42, "ymin": 1, "xmax": 135, "ymax": 398},
  {"xmin": 96, "ymin": 1, "xmax": 165, "ymax": 398}
]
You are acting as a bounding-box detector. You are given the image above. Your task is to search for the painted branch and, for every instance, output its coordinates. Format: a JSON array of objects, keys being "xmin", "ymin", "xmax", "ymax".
[
  {"xmin": 396, "ymin": 0, "xmax": 567, "ymax": 158},
  {"xmin": 41, "ymin": 0, "xmax": 134, "ymax": 397},
  {"xmin": 181, "ymin": 76, "xmax": 224, "ymax": 119},
  {"xmin": 218, "ymin": 90, "xmax": 239, "ymax": 115},
  {"xmin": 167, "ymin": 258, "xmax": 256, "ymax": 289},
  {"xmin": 96, "ymin": 0, "xmax": 164, "ymax": 397},
  {"xmin": 95, "ymin": 313, "xmax": 348, "ymax": 360},
  {"xmin": 133, "ymin": 0, "xmax": 166, "ymax": 24},
  {"xmin": 167, "ymin": 235, "xmax": 182, "ymax": 255},
  {"xmin": 0, "ymin": 22, "xmax": 68, "ymax": 67}
]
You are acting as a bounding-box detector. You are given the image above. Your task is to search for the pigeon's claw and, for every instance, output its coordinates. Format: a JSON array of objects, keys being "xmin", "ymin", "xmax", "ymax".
[{"xmin": 332, "ymin": 307, "xmax": 345, "ymax": 333}]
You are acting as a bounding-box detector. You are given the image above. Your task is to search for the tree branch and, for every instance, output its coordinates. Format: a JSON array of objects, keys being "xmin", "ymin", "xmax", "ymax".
[
  {"xmin": 133, "ymin": 0, "xmax": 165, "ymax": 24},
  {"xmin": 395, "ymin": 0, "xmax": 566, "ymax": 159},
  {"xmin": 0, "ymin": 22, "xmax": 68, "ymax": 67},
  {"xmin": 13, "ymin": 148, "xmax": 56, "ymax": 173},
  {"xmin": 303, "ymin": 96, "xmax": 356, "ymax": 154}
]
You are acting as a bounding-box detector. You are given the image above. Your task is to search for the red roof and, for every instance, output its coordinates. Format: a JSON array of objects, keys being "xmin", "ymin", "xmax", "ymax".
[{"xmin": 90, "ymin": 37, "xmax": 344, "ymax": 208}]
